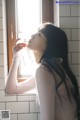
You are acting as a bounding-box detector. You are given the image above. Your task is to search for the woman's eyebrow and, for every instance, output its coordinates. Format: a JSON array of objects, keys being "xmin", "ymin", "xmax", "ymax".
[{"xmin": 31, "ymin": 32, "xmax": 41, "ymax": 38}]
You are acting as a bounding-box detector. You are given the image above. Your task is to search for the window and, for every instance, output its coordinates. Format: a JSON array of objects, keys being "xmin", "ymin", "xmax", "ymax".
[
  {"xmin": 6, "ymin": 0, "xmax": 53, "ymax": 82},
  {"xmin": 17, "ymin": 0, "xmax": 41, "ymax": 39}
]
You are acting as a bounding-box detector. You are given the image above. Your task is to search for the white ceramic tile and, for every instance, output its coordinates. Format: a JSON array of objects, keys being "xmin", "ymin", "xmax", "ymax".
[
  {"xmin": 0, "ymin": 18, "xmax": 3, "ymax": 29},
  {"xmin": 2, "ymin": 65, "xmax": 7, "ymax": 78},
  {"xmin": 30, "ymin": 101, "xmax": 40, "ymax": 113},
  {"xmin": 72, "ymin": 53, "xmax": 80, "ymax": 64},
  {"xmin": 0, "ymin": 79, "xmax": 5, "ymax": 89},
  {"xmin": 6, "ymin": 102, "xmax": 29, "ymax": 113},
  {"xmin": 0, "ymin": 42, "xmax": 7, "ymax": 55},
  {"xmin": 70, "ymin": 65, "xmax": 80, "ymax": 76},
  {"xmin": 71, "ymin": 29, "xmax": 80, "ymax": 40},
  {"xmin": 62, "ymin": 29, "xmax": 71, "ymax": 40},
  {"xmin": 18, "ymin": 94, "xmax": 36, "ymax": 101},
  {"xmin": 0, "ymin": 55, "xmax": 4, "ymax": 66},
  {"xmin": 0, "ymin": 0, "xmax": 2, "ymax": 5},
  {"xmin": 60, "ymin": 17, "xmax": 80, "ymax": 28},
  {"xmin": 0, "ymin": 30, "xmax": 3, "ymax": 41},
  {"xmin": 0, "ymin": 65, "xmax": 7, "ymax": 79},
  {"xmin": 71, "ymin": 5, "xmax": 80, "ymax": 16},
  {"xmin": 10, "ymin": 114, "xmax": 17, "ymax": 120},
  {"xmin": 0, "ymin": 42, "xmax": 4, "ymax": 54},
  {"xmin": 68, "ymin": 41, "xmax": 80, "ymax": 52},
  {"xmin": 0, "ymin": 103, "xmax": 5, "ymax": 110},
  {"xmin": 18, "ymin": 113, "xmax": 37, "ymax": 120},
  {"xmin": 0, "ymin": 6, "xmax": 2, "ymax": 17},
  {"xmin": 0, "ymin": 91, "xmax": 17, "ymax": 102},
  {"xmin": 59, "ymin": 5, "xmax": 70, "ymax": 16},
  {"xmin": 0, "ymin": 66, "xmax": 4, "ymax": 78}
]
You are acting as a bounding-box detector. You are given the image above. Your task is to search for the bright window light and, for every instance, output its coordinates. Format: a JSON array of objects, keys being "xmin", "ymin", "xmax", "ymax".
[
  {"xmin": 16, "ymin": 0, "xmax": 42, "ymax": 80},
  {"xmin": 17, "ymin": 0, "xmax": 41, "ymax": 39}
]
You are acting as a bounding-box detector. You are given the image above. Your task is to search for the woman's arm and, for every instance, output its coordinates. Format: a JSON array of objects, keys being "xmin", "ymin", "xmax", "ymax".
[
  {"xmin": 5, "ymin": 43, "xmax": 36, "ymax": 94},
  {"xmin": 5, "ymin": 59, "xmax": 19, "ymax": 94},
  {"xmin": 5, "ymin": 59, "xmax": 36, "ymax": 94},
  {"xmin": 35, "ymin": 64, "xmax": 56, "ymax": 120}
]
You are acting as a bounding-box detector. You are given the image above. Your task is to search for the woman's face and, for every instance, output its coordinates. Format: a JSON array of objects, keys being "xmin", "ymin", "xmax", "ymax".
[{"xmin": 27, "ymin": 32, "xmax": 47, "ymax": 51}]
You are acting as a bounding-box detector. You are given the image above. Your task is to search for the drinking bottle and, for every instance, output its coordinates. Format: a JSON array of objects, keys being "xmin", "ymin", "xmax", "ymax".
[{"xmin": 17, "ymin": 33, "xmax": 32, "ymax": 79}]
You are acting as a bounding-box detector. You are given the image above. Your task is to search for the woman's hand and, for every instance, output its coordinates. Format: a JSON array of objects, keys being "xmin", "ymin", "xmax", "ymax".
[{"xmin": 12, "ymin": 38, "xmax": 27, "ymax": 61}]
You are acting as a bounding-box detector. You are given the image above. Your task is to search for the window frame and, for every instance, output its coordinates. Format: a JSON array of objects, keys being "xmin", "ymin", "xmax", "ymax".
[
  {"xmin": 6, "ymin": 0, "xmax": 54, "ymax": 72},
  {"xmin": 6, "ymin": 0, "xmax": 16, "ymax": 70}
]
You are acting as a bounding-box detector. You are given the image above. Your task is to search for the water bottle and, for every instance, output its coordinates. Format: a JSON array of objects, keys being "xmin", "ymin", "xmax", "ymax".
[{"xmin": 16, "ymin": 33, "xmax": 35, "ymax": 79}]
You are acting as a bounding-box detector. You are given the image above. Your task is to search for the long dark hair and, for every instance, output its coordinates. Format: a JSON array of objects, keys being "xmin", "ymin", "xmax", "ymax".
[{"xmin": 38, "ymin": 22, "xmax": 80, "ymax": 119}]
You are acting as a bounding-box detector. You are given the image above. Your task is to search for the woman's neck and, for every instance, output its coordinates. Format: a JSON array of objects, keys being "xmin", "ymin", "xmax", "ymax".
[{"xmin": 33, "ymin": 50, "xmax": 44, "ymax": 64}]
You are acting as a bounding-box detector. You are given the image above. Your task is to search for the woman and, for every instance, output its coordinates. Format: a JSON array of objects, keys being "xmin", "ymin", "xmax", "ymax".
[{"xmin": 5, "ymin": 22, "xmax": 80, "ymax": 120}]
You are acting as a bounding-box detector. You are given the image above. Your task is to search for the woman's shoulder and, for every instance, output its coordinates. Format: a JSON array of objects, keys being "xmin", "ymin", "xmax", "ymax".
[
  {"xmin": 35, "ymin": 62, "xmax": 57, "ymax": 84},
  {"xmin": 36, "ymin": 63, "xmax": 50, "ymax": 74}
]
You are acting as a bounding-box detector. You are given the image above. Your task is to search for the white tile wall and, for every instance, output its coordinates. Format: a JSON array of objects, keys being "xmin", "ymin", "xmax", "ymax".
[
  {"xmin": 10, "ymin": 114, "xmax": 17, "ymax": 120},
  {"xmin": 71, "ymin": 5, "xmax": 80, "ymax": 16},
  {"xmin": 71, "ymin": 29, "xmax": 80, "ymax": 40},
  {"xmin": 60, "ymin": 17, "xmax": 80, "ymax": 28},
  {"xmin": 68, "ymin": 41, "xmax": 80, "ymax": 52},
  {"xmin": 0, "ymin": 42, "xmax": 4, "ymax": 54},
  {"xmin": 0, "ymin": 42, "xmax": 7, "ymax": 55},
  {"xmin": 0, "ymin": 18, "xmax": 3, "ymax": 29},
  {"xmin": 0, "ymin": 30, "xmax": 3, "ymax": 41},
  {"xmin": 18, "ymin": 94, "xmax": 36, "ymax": 101},
  {"xmin": 59, "ymin": 5, "xmax": 70, "ymax": 16},
  {"xmin": 30, "ymin": 102, "xmax": 40, "ymax": 113},
  {"xmin": 70, "ymin": 65, "xmax": 80, "ymax": 76},
  {"xmin": 0, "ymin": 79, "xmax": 5, "ymax": 89},
  {"xmin": 0, "ymin": 55, "xmax": 4, "ymax": 66},
  {"xmin": 0, "ymin": 103, "xmax": 5, "ymax": 110},
  {"xmin": 0, "ymin": 0, "xmax": 2, "ymax": 5},
  {"xmin": 0, "ymin": 67, "xmax": 4, "ymax": 78},
  {"xmin": 72, "ymin": 53, "xmax": 80, "ymax": 64},
  {"xmin": 0, "ymin": 91, "xmax": 17, "ymax": 102},
  {"xmin": 0, "ymin": 6, "xmax": 2, "ymax": 17},
  {"xmin": 6, "ymin": 102, "xmax": 29, "ymax": 113},
  {"xmin": 60, "ymin": 3, "xmax": 80, "ymax": 89},
  {"xmin": 0, "ymin": 66, "xmax": 7, "ymax": 79},
  {"xmin": 0, "ymin": 0, "xmax": 80, "ymax": 120},
  {"xmin": 18, "ymin": 113, "xmax": 37, "ymax": 120}
]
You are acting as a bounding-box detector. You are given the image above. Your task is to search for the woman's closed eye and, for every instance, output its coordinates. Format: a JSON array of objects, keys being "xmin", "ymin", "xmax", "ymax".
[{"xmin": 31, "ymin": 33, "xmax": 41, "ymax": 39}]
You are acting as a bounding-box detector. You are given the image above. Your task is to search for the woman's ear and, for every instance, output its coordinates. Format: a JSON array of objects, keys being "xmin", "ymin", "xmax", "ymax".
[{"xmin": 58, "ymin": 58, "xmax": 63, "ymax": 63}]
